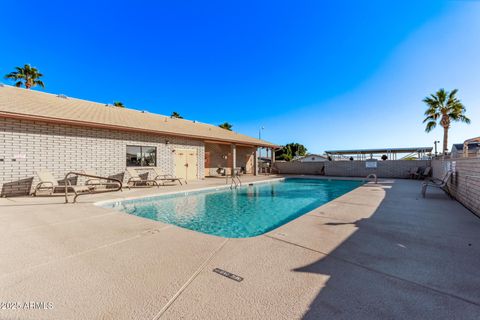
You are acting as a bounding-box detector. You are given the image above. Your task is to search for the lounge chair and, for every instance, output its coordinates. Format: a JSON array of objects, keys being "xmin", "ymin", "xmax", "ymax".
[
  {"xmin": 34, "ymin": 170, "xmax": 93, "ymax": 196},
  {"xmin": 126, "ymin": 168, "xmax": 159, "ymax": 188},
  {"xmin": 413, "ymin": 166, "xmax": 431, "ymax": 180},
  {"xmin": 421, "ymin": 171, "xmax": 452, "ymax": 198},
  {"xmin": 151, "ymin": 167, "xmax": 184, "ymax": 185},
  {"xmin": 408, "ymin": 167, "xmax": 419, "ymax": 179},
  {"xmin": 82, "ymin": 170, "xmax": 121, "ymax": 190},
  {"xmin": 82, "ymin": 169, "xmax": 102, "ymax": 188}
]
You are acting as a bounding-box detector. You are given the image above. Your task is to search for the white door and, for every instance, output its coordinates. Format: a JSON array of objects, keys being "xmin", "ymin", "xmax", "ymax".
[{"xmin": 175, "ymin": 149, "xmax": 198, "ymax": 180}]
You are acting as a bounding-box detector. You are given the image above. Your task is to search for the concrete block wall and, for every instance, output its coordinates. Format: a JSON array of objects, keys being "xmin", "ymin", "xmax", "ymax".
[
  {"xmin": 432, "ymin": 158, "xmax": 480, "ymax": 216},
  {"xmin": 274, "ymin": 160, "xmax": 430, "ymax": 178},
  {"xmin": 274, "ymin": 161, "xmax": 325, "ymax": 175},
  {"xmin": 0, "ymin": 117, "xmax": 205, "ymax": 196},
  {"xmin": 324, "ymin": 160, "xmax": 430, "ymax": 178}
]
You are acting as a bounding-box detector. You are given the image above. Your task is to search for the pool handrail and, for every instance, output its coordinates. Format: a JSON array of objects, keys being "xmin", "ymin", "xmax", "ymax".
[{"xmin": 64, "ymin": 172, "xmax": 123, "ymax": 203}]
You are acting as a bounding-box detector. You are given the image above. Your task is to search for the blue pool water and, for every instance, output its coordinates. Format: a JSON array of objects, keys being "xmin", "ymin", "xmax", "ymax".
[{"xmin": 101, "ymin": 178, "xmax": 363, "ymax": 238}]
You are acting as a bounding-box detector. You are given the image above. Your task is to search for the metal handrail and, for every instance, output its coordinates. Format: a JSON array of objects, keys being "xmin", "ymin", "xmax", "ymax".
[
  {"xmin": 366, "ymin": 174, "xmax": 377, "ymax": 184},
  {"xmin": 64, "ymin": 172, "xmax": 123, "ymax": 203},
  {"xmin": 230, "ymin": 177, "xmax": 238, "ymax": 189},
  {"xmin": 228, "ymin": 172, "xmax": 242, "ymax": 189},
  {"xmin": 225, "ymin": 168, "xmax": 242, "ymax": 188},
  {"xmin": 235, "ymin": 174, "xmax": 242, "ymax": 187}
]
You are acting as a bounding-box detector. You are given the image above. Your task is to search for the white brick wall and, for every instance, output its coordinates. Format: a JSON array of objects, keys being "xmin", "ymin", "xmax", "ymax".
[{"xmin": 0, "ymin": 117, "xmax": 205, "ymax": 196}]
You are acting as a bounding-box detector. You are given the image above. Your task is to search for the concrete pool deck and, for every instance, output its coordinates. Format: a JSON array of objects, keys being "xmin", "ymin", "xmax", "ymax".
[{"xmin": 0, "ymin": 176, "xmax": 479, "ymax": 319}]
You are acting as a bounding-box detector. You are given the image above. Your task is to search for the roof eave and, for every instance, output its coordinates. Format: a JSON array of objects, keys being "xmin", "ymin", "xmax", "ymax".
[{"xmin": 0, "ymin": 111, "xmax": 278, "ymax": 148}]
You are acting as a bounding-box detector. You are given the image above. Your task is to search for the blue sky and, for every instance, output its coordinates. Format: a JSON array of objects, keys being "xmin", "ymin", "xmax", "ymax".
[{"xmin": 1, "ymin": 1, "xmax": 479, "ymax": 153}]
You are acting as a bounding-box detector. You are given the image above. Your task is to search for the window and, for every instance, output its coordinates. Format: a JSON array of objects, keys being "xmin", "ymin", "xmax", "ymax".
[{"xmin": 126, "ymin": 145, "xmax": 157, "ymax": 167}]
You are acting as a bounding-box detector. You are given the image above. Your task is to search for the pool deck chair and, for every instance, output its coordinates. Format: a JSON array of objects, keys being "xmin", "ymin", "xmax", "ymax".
[
  {"xmin": 34, "ymin": 170, "xmax": 92, "ymax": 197},
  {"xmin": 83, "ymin": 169, "xmax": 102, "ymax": 188},
  {"xmin": 126, "ymin": 168, "xmax": 160, "ymax": 188},
  {"xmin": 152, "ymin": 167, "xmax": 185, "ymax": 185},
  {"xmin": 408, "ymin": 167, "xmax": 419, "ymax": 179},
  {"xmin": 82, "ymin": 170, "xmax": 121, "ymax": 190},
  {"xmin": 421, "ymin": 171, "xmax": 452, "ymax": 198},
  {"xmin": 413, "ymin": 166, "xmax": 431, "ymax": 180}
]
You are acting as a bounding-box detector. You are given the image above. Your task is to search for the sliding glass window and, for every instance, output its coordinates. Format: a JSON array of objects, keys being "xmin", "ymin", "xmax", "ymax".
[{"xmin": 126, "ymin": 145, "xmax": 157, "ymax": 167}]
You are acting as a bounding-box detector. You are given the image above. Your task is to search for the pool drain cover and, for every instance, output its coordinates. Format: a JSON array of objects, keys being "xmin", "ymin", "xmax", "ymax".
[{"xmin": 213, "ymin": 268, "xmax": 243, "ymax": 282}]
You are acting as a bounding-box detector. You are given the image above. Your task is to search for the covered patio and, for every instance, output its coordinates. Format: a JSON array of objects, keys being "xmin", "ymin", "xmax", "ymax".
[{"xmin": 204, "ymin": 141, "xmax": 276, "ymax": 177}]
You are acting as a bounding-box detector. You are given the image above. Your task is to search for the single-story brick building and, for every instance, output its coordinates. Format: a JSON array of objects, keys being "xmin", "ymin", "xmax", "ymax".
[{"xmin": 0, "ymin": 85, "xmax": 276, "ymax": 196}]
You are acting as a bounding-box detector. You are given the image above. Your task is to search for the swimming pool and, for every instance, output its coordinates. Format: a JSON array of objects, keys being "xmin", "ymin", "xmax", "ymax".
[{"xmin": 101, "ymin": 178, "xmax": 363, "ymax": 238}]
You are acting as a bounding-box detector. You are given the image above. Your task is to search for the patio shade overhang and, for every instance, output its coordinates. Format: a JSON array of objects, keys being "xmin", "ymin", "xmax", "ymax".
[{"xmin": 325, "ymin": 147, "xmax": 433, "ymax": 155}]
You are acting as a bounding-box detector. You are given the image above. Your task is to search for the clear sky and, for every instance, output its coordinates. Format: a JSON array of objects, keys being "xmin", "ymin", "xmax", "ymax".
[{"xmin": 1, "ymin": 1, "xmax": 479, "ymax": 153}]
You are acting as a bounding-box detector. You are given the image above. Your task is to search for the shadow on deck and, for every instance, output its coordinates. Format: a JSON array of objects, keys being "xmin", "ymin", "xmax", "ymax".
[{"xmin": 290, "ymin": 181, "xmax": 480, "ymax": 319}]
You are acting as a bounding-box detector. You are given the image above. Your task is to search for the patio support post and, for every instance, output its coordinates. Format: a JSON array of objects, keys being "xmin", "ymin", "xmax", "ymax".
[
  {"xmin": 231, "ymin": 144, "xmax": 237, "ymax": 175},
  {"xmin": 254, "ymin": 148, "xmax": 258, "ymax": 176}
]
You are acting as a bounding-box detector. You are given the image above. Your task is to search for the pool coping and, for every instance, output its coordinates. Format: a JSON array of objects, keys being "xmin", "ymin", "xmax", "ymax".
[
  {"xmin": 95, "ymin": 176, "xmax": 367, "ymax": 239},
  {"xmin": 94, "ymin": 177, "xmax": 287, "ymax": 207}
]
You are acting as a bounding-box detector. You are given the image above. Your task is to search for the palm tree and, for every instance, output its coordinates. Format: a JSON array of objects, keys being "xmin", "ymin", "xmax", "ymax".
[
  {"xmin": 4, "ymin": 64, "xmax": 45, "ymax": 89},
  {"xmin": 218, "ymin": 122, "xmax": 233, "ymax": 131},
  {"xmin": 171, "ymin": 112, "xmax": 183, "ymax": 119},
  {"xmin": 113, "ymin": 101, "xmax": 125, "ymax": 108},
  {"xmin": 423, "ymin": 88, "xmax": 470, "ymax": 154}
]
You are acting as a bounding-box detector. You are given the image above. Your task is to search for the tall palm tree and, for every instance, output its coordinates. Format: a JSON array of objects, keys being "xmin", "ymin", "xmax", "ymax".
[
  {"xmin": 423, "ymin": 88, "xmax": 470, "ymax": 154},
  {"xmin": 171, "ymin": 112, "xmax": 183, "ymax": 119},
  {"xmin": 218, "ymin": 122, "xmax": 233, "ymax": 131},
  {"xmin": 113, "ymin": 101, "xmax": 125, "ymax": 108},
  {"xmin": 4, "ymin": 64, "xmax": 45, "ymax": 89}
]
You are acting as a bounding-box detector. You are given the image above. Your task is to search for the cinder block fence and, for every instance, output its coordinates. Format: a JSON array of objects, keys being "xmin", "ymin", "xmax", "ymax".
[
  {"xmin": 274, "ymin": 160, "xmax": 430, "ymax": 179},
  {"xmin": 324, "ymin": 160, "xmax": 430, "ymax": 178},
  {"xmin": 273, "ymin": 162, "xmax": 325, "ymax": 175},
  {"xmin": 432, "ymin": 158, "xmax": 480, "ymax": 216}
]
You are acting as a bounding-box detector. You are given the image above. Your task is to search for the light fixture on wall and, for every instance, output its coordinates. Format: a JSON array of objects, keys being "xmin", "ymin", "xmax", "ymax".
[{"xmin": 222, "ymin": 155, "xmax": 228, "ymax": 160}]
